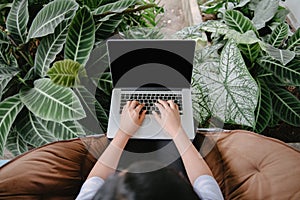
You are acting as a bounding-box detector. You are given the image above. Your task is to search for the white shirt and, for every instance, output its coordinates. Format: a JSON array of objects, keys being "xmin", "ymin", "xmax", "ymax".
[{"xmin": 76, "ymin": 175, "xmax": 224, "ymax": 200}]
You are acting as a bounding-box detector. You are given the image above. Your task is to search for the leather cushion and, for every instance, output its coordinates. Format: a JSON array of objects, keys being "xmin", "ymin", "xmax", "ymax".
[
  {"xmin": 0, "ymin": 135, "xmax": 109, "ymax": 200},
  {"xmin": 201, "ymin": 130, "xmax": 300, "ymax": 200}
]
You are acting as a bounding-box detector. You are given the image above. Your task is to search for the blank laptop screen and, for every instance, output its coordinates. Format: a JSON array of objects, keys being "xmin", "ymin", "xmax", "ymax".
[{"xmin": 107, "ymin": 40, "xmax": 195, "ymax": 89}]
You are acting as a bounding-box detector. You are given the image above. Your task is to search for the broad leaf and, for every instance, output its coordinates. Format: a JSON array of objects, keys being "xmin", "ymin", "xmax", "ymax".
[
  {"xmin": 34, "ymin": 118, "xmax": 85, "ymax": 140},
  {"xmin": 74, "ymin": 86, "xmax": 107, "ymax": 133},
  {"xmin": 268, "ymin": 23, "xmax": 288, "ymax": 48},
  {"xmin": 6, "ymin": 0, "xmax": 28, "ymax": 45},
  {"xmin": 6, "ymin": 129, "xmax": 28, "ymax": 156},
  {"xmin": 199, "ymin": 39, "xmax": 258, "ymax": 127},
  {"xmin": 92, "ymin": 0, "xmax": 137, "ymax": 15},
  {"xmin": 48, "ymin": 59, "xmax": 82, "ymax": 87},
  {"xmin": 261, "ymin": 43, "xmax": 295, "ymax": 65},
  {"xmin": 287, "ymin": 28, "xmax": 300, "ymax": 53},
  {"xmin": 225, "ymin": 30, "xmax": 260, "ymax": 44},
  {"xmin": 27, "ymin": 0, "xmax": 78, "ymax": 40},
  {"xmin": 271, "ymin": 86, "xmax": 300, "ymax": 127},
  {"xmin": 238, "ymin": 43, "xmax": 261, "ymax": 63},
  {"xmin": 199, "ymin": 20, "xmax": 229, "ymax": 35},
  {"xmin": 224, "ymin": 10, "xmax": 258, "ymax": 35},
  {"xmin": 252, "ymin": 0, "xmax": 279, "ymax": 29},
  {"xmin": 255, "ymin": 80, "xmax": 272, "ymax": 133},
  {"xmin": 0, "ymin": 95, "xmax": 24, "ymax": 155},
  {"xmin": 20, "ymin": 78, "xmax": 86, "ymax": 122},
  {"xmin": 65, "ymin": 6, "xmax": 95, "ymax": 65},
  {"xmin": 0, "ymin": 67, "xmax": 19, "ymax": 99},
  {"xmin": 16, "ymin": 111, "xmax": 56, "ymax": 147},
  {"xmin": 97, "ymin": 72, "xmax": 112, "ymax": 95},
  {"xmin": 258, "ymin": 57, "xmax": 300, "ymax": 86},
  {"xmin": 34, "ymin": 20, "xmax": 70, "ymax": 77},
  {"xmin": 95, "ymin": 14, "xmax": 122, "ymax": 41}
]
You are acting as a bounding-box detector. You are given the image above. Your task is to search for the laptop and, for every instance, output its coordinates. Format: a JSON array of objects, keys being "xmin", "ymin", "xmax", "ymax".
[{"xmin": 106, "ymin": 39, "xmax": 196, "ymax": 139}]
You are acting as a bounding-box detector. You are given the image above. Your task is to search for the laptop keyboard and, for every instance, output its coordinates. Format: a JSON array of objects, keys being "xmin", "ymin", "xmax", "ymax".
[{"xmin": 120, "ymin": 93, "xmax": 183, "ymax": 115}]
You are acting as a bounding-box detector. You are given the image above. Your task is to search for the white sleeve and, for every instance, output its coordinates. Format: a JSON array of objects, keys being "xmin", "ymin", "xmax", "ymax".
[
  {"xmin": 76, "ymin": 176, "xmax": 105, "ymax": 200},
  {"xmin": 193, "ymin": 175, "xmax": 224, "ymax": 200}
]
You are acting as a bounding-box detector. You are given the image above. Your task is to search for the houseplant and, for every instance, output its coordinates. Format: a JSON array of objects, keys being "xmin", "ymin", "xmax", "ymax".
[{"xmin": 0, "ymin": 0, "xmax": 162, "ymax": 156}]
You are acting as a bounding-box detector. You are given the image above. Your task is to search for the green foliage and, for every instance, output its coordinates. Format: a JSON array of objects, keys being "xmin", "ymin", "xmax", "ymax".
[
  {"xmin": 185, "ymin": 0, "xmax": 300, "ymax": 132},
  {"xmin": 0, "ymin": 0, "xmax": 162, "ymax": 156}
]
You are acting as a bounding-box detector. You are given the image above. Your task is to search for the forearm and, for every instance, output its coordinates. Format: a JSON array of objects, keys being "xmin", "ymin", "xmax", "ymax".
[
  {"xmin": 173, "ymin": 129, "xmax": 213, "ymax": 184},
  {"xmin": 87, "ymin": 130, "xmax": 129, "ymax": 180}
]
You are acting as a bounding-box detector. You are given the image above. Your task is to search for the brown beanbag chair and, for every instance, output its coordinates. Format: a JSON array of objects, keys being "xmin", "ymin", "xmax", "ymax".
[
  {"xmin": 0, "ymin": 135, "xmax": 109, "ymax": 199},
  {"xmin": 199, "ymin": 130, "xmax": 300, "ymax": 200}
]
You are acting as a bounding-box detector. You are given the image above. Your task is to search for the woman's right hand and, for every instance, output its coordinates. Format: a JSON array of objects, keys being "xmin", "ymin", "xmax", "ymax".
[{"xmin": 152, "ymin": 99, "xmax": 183, "ymax": 138}]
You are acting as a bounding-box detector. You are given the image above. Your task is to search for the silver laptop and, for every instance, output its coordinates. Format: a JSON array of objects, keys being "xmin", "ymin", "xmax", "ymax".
[{"xmin": 106, "ymin": 39, "xmax": 195, "ymax": 139}]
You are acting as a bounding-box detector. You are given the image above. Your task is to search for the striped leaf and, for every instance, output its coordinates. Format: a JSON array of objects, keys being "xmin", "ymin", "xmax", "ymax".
[
  {"xmin": 0, "ymin": 95, "xmax": 24, "ymax": 155},
  {"xmin": 271, "ymin": 86, "xmax": 300, "ymax": 127},
  {"xmin": 47, "ymin": 59, "xmax": 82, "ymax": 87},
  {"xmin": 40, "ymin": 119, "xmax": 85, "ymax": 139},
  {"xmin": 287, "ymin": 28, "xmax": 300, "ymax": 53},
  {"xmin": 255, "ymin": 80, "xmax": 272, "ymax": 133},
  {"xmin": 0, "ymin": 67, "xmax": 19, "ymax": 99},
  {"xmin": 258, "ymin": 57, "xmax": 300, "ymax": 86},
  {"xmin": 224, "ymin": 10, "xmax": 258, "ymax": 35},
  {"xmin": 97, "ymin": 72, "xmax": 112, "ymax": 95},
  {"xmin": 6, "ymin": 129, "xmax": 28, "ymax": 156},
  {"xmin": 16, "ymin": 111, "xmax": 56, "ymax": 147},
  {"xmin": 6, "ymin": 0, "xmax": 28, "ymax": 45},
  {"xmin": 74, "ymin": 86, "xmax": 108, "ymax": 133},
  {"xmin": 200, "ymin": 39, "xmax": 259, "ymax": 127},
  {"xmin": 27, "ymin": 0, "xmax": 78, "ymax": 40},
  {"xmin": 34, "ymin": 20, "xmax": 70, "ymax": 77},
  {"xmin": 19, "ymin": 78, "xmax": 86, "ymax": 122},
  {"xmin": 238, "ymin": 43, "xmax": 261, "ymax": 63},
  {"xmin": 95, "ymin": 14, "xmax": 122, "ymax": 41},
  {"xmin": 268, "ymin": 23, "xmax": 288, "ymax": 48},
  {"xmin": 92, "ymin": 0, "xmax": 137, "ymax": 15},
  {"xmin": 65, "ymin": 6, "xmax": 95, "ymax": 65}
]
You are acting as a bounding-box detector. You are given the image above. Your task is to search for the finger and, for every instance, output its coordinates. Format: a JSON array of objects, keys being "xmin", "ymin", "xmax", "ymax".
[
  {"xmin": 158, "ymin": 99, "xmax": 169, "ymax": 109},
  {"xmin": 155, "ymin": 102, "xmax": 164, "ymax": 113},
  {"xmin": 129, "ymin": 100, "xmax": 139, "ymax": 108},
  {"xmin": 122, "ymin": 101, "xmax": 131, "ymax": 112},
  {"xmin": 167, "ymin": 100, "xmax": 176, "ymax": 109},
  {"xmin": 152, "ymin": 111, "xmax": 161, "ymax": 123},
  {"xmin": 139, "ymin": 110, "xmax": 147, "ymax": 122},
  {"xmin": 135, "ymin": 104, "xmax": 144, "ymax": 113}
]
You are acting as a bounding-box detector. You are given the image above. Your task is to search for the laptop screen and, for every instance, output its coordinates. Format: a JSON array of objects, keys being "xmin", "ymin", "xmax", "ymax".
[{"xmin": 107, "ymin": 40, "xmax": 195, "ymax": 89}]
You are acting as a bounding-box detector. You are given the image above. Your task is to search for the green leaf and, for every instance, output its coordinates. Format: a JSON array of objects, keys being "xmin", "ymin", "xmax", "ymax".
[
  {"xmin": 6, "ymin": 129, "xmax": 28, "ymax": 156},
  {"xmin": 199, "ymin": 39, "xmax": 259, "ymax": 127},
  {"xmin": 261, "ymin": 43, "xmax": 295, "ymax": 65},
  {"xmin": 95, "ymin": 14, "xmax": 122, "ymax": 41},
  {"xmin": 0, "ymin": 95, "xmax": 24, "ymax": 155},
  {"xmin": 225, "ymin": 30, "xmax": 260, "ymax": 44},
  {"xmin": 34, "ymin": 20, "xmax": 70, "ymax": 77},
  {"xmin": 6, "ymin": 0, "xmax": 28, "ymax": 45},
  {"xmin": 65, "ymin": 6, "xmax": 95, "ymax": 65},
  {"xmin": 252, "ymin": 0, "xmax": 279, "ymax": 29},
  {"xmin": 19, "ymin": 78, "xmax": 86, "ymax": 122},
  {"xmin": 268, "ymin": 23, "xmax": 288, "ymax": 48},
  {"xmin": 92, "ymin": 0, "xmax": 137, "ymax": 15},
  {"xmin": 97, "ymin": 72, "xmax": 112, "ymax": 96},
  {"xmin": 74, "ymin": 86, "xmax": 108, "ymax": 133},
  {"xmin": 255, "ymin": 80, "xmax": 272, "ymax": 133},
  {"xmin": 199, "ymin": 20, "xmax": 229, "ymax": 35},
  {"xmin": 16, "ymin": 111, "xmax": 56, "ymax": 147},
  {"xmin": 258, "ymin": 57, "xmax": 300, "ymax": 86},
  {"xmin": 271, "ymin": 86, "xmax": 300, "ymax": 127},
  {"xmin": 224, "ymin": 10, "xmax": 258, "ymax": 34},
  {"xmin": 47, "ymin": 59, "xmax": 82, "ymax": 87},
  {"xmin": 238, "ymin": 43, "xmax": 261, "ymax": 63},
  {"xmin": 287, "ymin": 28, "xmax": 300, "ymax": 53},
  {"xmin": 0, "ymin": 66, "xmax": 19, "ymax": 99},
  {"xmin": 27, "ymin": 0, "xmax": 78, "ymax": 40},
  {"xmin": 41, "ymin": 119, "xmax": 85, "ymax": 139}
]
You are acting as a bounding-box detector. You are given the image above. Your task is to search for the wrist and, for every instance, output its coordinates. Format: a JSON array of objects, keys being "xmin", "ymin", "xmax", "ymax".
[{"xmin": 112, "ymin": 130, "xmax": 130, "ymax": 148}]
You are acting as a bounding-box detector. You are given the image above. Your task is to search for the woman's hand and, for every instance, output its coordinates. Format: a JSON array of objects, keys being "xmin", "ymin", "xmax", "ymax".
[
  {"xmin": 119, "ymin": 100, "xmax": 146, "ymax": 137},
  {"xmin": 152, "ymin": 99, "xmax": 183, "ymax": 138}
]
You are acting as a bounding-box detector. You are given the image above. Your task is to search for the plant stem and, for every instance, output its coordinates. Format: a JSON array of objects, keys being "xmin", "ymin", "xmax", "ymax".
[{"xmin": 17, "ymin": 74, "xmax": 28, "ymax": 87}]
